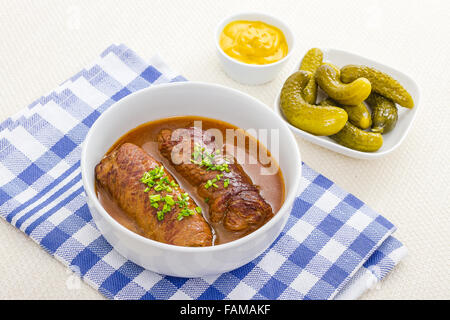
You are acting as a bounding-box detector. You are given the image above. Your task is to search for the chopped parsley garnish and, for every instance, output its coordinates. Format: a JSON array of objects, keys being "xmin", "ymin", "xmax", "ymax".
[
  {"xmin": 164, "ymin": 195, "xmax": 175, "ymax": 206},
  {"xmin": 149, "ymin": 194, "xmax": 161, "ymax": 202},
  {"xmin": 141, "ymin": 166, "xmax": 200, "ymax": 221},
  {"xmin": 191, "ymin": 143, "xmax": 232, "ymax": 190},
  {"xmin": 191, "ymin": 143, "xmax": 231, "ymax": 173},
  {"xmin": 177, "ymin": 207, "xmax": 198, "ymax": 221}
]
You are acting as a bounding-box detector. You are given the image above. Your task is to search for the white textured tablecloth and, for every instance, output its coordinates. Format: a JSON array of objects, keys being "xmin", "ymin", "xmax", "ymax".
[{"xmin": 0, "ymin": 0, "xmax": 449, "ymax": 300}]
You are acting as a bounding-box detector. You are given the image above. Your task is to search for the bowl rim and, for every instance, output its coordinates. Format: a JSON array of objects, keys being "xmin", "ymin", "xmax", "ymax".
[
  {"xmin": 81, "ymin": 81, "xmax": 301, "ymax": 253},
  {"xmin": 273, "ymin": 47, "xmax": 421, "ymax": 159},
  {"xmin": 214, "ymin": 11, "xmax": 296, "ymax": 69}
]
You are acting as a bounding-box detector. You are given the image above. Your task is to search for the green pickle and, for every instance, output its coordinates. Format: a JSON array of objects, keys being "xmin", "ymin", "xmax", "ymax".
[
  {"xmin": 321, "ymin": 62, "xmax": 340, "ymax": 73},
  {"xmin": 315, "ymin": 64, "xmax": 371, "ymax": 105},
  {"xmin": 299, "ymin": 48, "xmax": 323, "ymax": 104},
  {"xmin": 280, "ymin": 71, "xmax": 348, "ymax": 136},
  {"xmin": 320, "ymin": 98, "xmax": 372, "ymax": 130},
  {"xmin": 300, "ymin": 48, "xmax": 324, "ymax": 72},
  {"xmin": 340, "ymin": 64, "xmax": 414, "ymax": 108},
  {"xmin": 330, "ymin": 122, "xmax": 383, "ymax": 152},
  {"xmin": 366, "ymin": 92, "xmax": 398, "ymax": 134}
]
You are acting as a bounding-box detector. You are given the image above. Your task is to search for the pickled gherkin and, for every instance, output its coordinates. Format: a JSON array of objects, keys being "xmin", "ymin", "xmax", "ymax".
[
  {"xmin": 315, "ymin": 64, "xmax": 371, "ymax": 105},
  {"xmin": 321, "ymin": 62, "xmax": 340, "ymax": 73},
  {"xmin": 366, "ymin": 93, "xmax": 398, "ymax": 134},
  {"xmin": 340, "ymin": 65, "xmax": 414, "ymax": 108},
  {"xmin": 330, "ymin": 122, "xmax": 383, "ymax": 152},
  {"xmin": 300, "ymin": 48, "xmax": 324, "ymax": 72},
  {"xmin": 320, "ymin": 98, "xmax": 372, "ymax": 130},
  {"xmin": 278, "ymin": 48, "xmax": 414, "ymax": 153},
  {"xmin": 280, "ymin": 71, "xmax": 348, "ymax": 136},
  {"xmin": 299, "ymin": 48, "xmax": 323, "ymax": 104}
]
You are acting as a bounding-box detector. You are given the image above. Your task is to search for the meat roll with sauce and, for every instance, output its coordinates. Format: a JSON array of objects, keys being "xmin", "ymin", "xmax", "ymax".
[
  {"xmin": 95, "ymin": 142, "xmax": 212, "ymax": 247},
  {"xmin": 158, "ymin": 128, "xmax": 273, "ymax": 241}
]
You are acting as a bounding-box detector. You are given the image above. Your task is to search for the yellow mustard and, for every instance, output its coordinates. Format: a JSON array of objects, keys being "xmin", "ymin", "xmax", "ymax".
[{"xmin": 219, "ymin": 20, "xmax": 288, "ymax": 65}]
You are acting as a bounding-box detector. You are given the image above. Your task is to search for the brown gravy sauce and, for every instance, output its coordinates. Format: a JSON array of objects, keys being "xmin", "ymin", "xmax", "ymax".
[{"xmin": 95, "ymin": 116, "xmax": 285, "ymax": 245}]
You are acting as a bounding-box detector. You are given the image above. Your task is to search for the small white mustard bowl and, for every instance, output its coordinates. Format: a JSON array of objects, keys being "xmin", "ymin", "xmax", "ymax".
[{"xmin": 215, "ymin": 12, "xmax": 295, "ymax": 85}]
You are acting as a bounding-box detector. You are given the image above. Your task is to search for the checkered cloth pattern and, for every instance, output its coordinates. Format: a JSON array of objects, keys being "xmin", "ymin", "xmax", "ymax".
[{"xmin": 0, "ymin": 44, "xmax": 406, "ymax": 300}]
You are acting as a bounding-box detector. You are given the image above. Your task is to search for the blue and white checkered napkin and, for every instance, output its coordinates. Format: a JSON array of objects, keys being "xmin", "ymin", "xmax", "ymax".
[{"xmin": 0, "ymin": 44, "xmax": 406, "ymax": 300}]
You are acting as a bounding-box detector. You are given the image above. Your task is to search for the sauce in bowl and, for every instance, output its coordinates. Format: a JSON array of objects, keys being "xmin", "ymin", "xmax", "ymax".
[
  {"xmin": 219, "ymin": 20, "xmax": 288, "ymax": 65},
  {"xmin": 95, "ymin": 116, "xmax": 285, "ymax": 246}
]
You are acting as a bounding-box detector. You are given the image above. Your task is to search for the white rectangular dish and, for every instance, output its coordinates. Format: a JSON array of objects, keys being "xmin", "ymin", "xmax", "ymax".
[{"xmin": 273, "ymin": 48, "xmax": 420, "ymax": 159}]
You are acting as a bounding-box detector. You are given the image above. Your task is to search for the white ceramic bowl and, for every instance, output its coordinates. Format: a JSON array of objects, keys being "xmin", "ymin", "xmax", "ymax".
[
  {"xmin": 81, "ymin": 82, "xmax": 301, "ymax": 277},
  {"xmin": 274, "ymin": 48, "xmax": 420, "ymax": 159},
  {"xmin": 215, "ymin": 12, "xmax": 295, "ymax": 85}
]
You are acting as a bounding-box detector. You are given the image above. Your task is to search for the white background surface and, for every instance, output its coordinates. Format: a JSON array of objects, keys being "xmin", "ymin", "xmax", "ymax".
[{"xmin": 0, "ymin": 0, "xmax": 449, "ymax": 300}]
